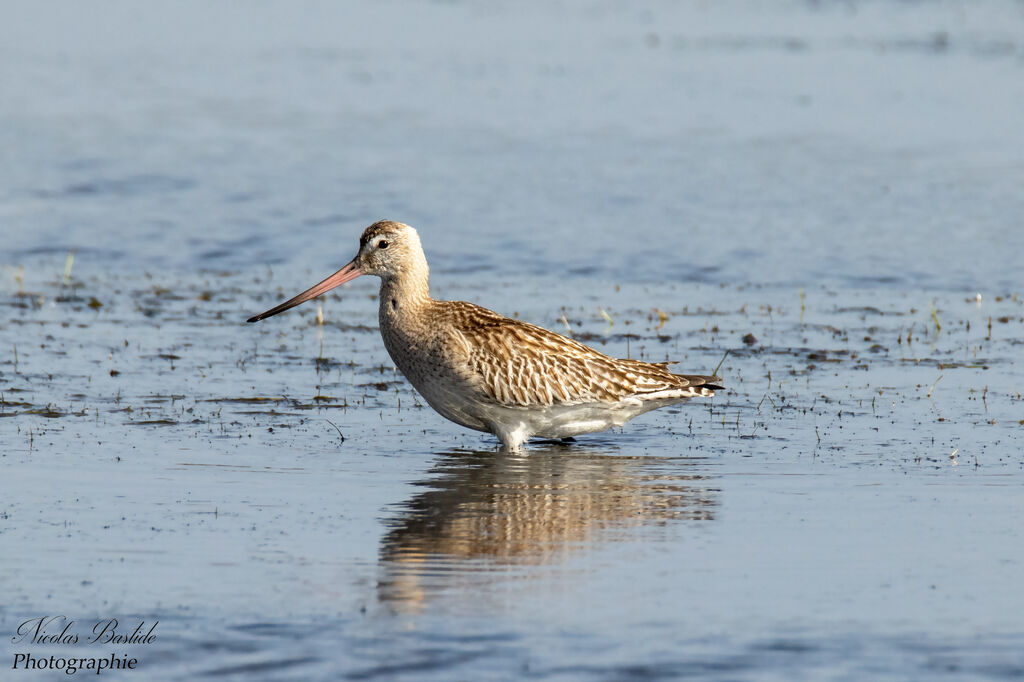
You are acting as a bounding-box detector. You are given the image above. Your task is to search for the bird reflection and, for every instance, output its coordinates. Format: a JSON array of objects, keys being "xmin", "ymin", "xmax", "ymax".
[{"xmin": 378, "ymin": 443, "xmax": 718, "ymax": 611}]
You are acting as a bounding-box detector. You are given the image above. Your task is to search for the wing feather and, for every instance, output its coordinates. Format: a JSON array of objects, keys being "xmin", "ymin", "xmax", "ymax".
[{"xmin": 437, "ymin": 301, "xmax": 720, "ymax": 407}]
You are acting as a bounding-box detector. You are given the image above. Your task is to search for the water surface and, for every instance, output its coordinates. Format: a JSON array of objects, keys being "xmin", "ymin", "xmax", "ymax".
[{"xmin": 2, "ymin": 1, "xmax": 1024, "ymax": 679}]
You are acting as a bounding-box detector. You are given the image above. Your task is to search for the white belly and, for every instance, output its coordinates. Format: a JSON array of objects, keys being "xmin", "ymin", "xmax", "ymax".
[{"xmin": 422, "ymin": 390, "xmax": 692, "ymax": 449}]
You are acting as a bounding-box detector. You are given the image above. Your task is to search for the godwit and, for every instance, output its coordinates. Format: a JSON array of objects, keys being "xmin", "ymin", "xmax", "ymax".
[{"xmin": 248, "ymin": 221, "xmax": 721, "ymax": 449}]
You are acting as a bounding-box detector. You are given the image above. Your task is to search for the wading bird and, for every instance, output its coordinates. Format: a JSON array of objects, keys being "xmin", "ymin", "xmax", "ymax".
[{"xmin": 248, "ymin": 221, "xmax": 721, "ymax": 449}]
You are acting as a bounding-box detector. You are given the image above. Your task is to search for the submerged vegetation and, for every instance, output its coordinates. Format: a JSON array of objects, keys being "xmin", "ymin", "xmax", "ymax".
[{"xmin": 1, "ymin": 256, "xmax": 1020, "ymax": 467}]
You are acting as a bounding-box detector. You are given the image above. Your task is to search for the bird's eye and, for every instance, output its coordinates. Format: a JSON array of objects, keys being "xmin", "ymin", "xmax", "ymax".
[{"xmin": 377, "ymin": 240, "xmax": 389, "ymax": 250}]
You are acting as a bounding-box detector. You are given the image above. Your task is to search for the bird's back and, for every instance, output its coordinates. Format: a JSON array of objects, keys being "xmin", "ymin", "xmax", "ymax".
[{"xmin": 427, "ymin": 300, "xmax": 720, "ymax": 409}]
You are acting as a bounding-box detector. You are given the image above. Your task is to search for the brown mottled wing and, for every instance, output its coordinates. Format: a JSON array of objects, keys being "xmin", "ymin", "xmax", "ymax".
[{"xmin": 441, "ymin": 302, "xmax": 719, "ymax": 407}]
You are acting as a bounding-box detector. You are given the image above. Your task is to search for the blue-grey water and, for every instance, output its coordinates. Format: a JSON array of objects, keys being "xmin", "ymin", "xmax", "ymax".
[{"xmin": 2, "ymin": 1, "xmax": 1024, "ymax": 679}]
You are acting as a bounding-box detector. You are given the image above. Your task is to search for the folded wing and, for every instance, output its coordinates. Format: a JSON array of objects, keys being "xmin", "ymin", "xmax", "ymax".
[{"xmin": 442, "ymin": 302, "xmax": 720, "ymax": 407}]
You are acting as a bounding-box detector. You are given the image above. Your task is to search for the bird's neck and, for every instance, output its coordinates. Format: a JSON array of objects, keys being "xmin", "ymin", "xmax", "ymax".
[{"xmin": 379, "ymin": 264, "xmax": 431, "ymax": 319}]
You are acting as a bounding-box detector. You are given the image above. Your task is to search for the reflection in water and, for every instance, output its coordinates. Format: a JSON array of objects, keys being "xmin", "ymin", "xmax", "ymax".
[{"xmin": 378, "ymin": 444, "xmax": 718, "ymax": 610}]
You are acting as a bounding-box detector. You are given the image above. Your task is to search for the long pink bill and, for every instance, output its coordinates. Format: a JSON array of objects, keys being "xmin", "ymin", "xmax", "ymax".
[{"xmin": 247, "ymin": 258, "xmax": 363, "ymax": 323}]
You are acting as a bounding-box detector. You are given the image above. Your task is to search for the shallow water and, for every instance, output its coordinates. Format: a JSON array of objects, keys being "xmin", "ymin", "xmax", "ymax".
[{"xmin": 3, "ymin": 1, "xmax": 1024, "ymax": 679}]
